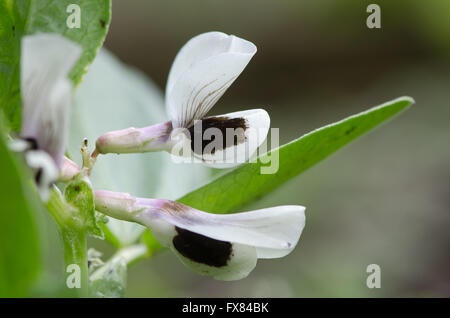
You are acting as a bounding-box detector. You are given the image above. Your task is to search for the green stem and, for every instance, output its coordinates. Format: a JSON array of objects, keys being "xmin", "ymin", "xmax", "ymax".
[
  {"xmin": 47, "ymin": 187, "xmax": 89, "ymax": 297},
  {"xmin": 61, "ymin": 229, "xmax": 89, "ymax": 297}
]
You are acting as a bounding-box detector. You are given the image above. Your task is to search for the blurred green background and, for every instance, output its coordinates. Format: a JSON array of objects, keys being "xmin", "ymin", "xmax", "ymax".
[{"xmin": 74, "ymin": 0, "xmax": 450, "ymax": 297}]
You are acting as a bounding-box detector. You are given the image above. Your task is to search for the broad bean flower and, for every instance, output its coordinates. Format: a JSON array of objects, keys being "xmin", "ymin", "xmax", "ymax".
[
  {"xmin": 95, "ymin": 190, "xmax": 305, "ymax": 281},
  {"xmin": 95, "ymin": 32, "xmax": 270, "ymax": 167}
]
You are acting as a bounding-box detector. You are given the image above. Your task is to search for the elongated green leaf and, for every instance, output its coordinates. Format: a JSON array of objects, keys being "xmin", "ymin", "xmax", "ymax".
[
  {"xmin": 0, "ymin": 121, "xmax": 43, "ymax": 297},
  {"xmin": 0, "ymin": 0, "xmax": 111, "ymax": 130},
  {"xmin": 179, "ymin": 97, "xmax": 414, "ymax": 213}
]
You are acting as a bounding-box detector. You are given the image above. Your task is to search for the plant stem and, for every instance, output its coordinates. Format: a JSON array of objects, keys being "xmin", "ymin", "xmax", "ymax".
[{"xmin": 61, "ymin": 228, "xmax": 89, "ymax": 297}]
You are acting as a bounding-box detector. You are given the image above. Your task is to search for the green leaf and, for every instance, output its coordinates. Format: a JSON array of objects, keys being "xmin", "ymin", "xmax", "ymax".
[
  {"xmin": 0, "ymin": 119, "xmax": 43, "ymax": 297},
  {"xmin": 179, "ymin": 97, "xmax": 414, "ymax": 213},
  {"xmin": 70, "ymin": 49, "xmax": 211, "ymax": 246},
  {"xmin": 0, "ymin": 0, "xmax": 111, "ymax": 130}
]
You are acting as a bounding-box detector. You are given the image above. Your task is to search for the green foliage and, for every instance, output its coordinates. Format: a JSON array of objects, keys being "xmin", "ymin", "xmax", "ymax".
[
  {"xmin": 179, "ymin": 97, "xmax": 414, "ymax": 213},
  {"xmin": 0, "ymin": 120, "xmax": 43, "ymax": 297},
  {"xmin": 0, "ymin": 0, "xmax": 111, "ymax": 130}
]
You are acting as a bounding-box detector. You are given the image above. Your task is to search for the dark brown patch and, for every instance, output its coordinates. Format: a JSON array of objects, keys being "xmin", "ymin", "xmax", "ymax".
[
  {"xmin": 34, "ymin": 167, "xmax": 43, "ymax": 185},
  {"xmin": 187, "ymin": 116, "xmax": 247, "ymax": 155},
  {"xmin": 345, "ymin": 126, "xmax": 356, "ymax": 135},
  {"xmin": 12, "ymin": 25, "xmax": 15, "ymax": 32},
  {"xmin": 22, "ymin": 137, "xmax": 38, "ymax": 150},
  {"xmin": 74, "ymin": 185, "xmax": 80, "ymax": 192},
  {"xmin": 100, "ymin": 19, "xmax": 106, "ymax": 28},
  {"xmin": 161, "ymin": 200, "xmax": 188, "ymax": 214},
  {"xmin": 157, "ymin": 121, "xmax": 173, "ymax": 140},
  {"xmin": 173, "ymin": 227, "xmax": 232, "ymax": 267}
]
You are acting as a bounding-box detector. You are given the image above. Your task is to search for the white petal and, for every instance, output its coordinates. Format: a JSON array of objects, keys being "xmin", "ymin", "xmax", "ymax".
[
  {"xmin": 135, "ymin": 200, "xmax": 305, "ymax": 258},
  {"xmin": 166, "ymin": 32, "xmax": 256, "ymax": 128},
  {"xmin": 173, "ymin": 241, "xmax": 257, "ymax": 281},
  {"xmin": 142, "ymin": 216, "xmax": 257, "ymax": 281},
  {"xmin": 8, "ymin": 138, "xmax": 31, "ymax": 152},
  {"xmin": 21, "ymin": 33, "xmax": 81, "ymax": 166},
  {"xmin": 188, "ymin": 108, "xmax": 270, "ymax": 168},
  {"xmin": 25, "ymin": 150, "xmax": 59, "ymax": 201}
]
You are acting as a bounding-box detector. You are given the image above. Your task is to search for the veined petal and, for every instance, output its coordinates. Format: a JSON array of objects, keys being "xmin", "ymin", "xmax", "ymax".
[
  {"xmin": 136, "ymin": 199, "xmax": 305, "ymax": 257},
  {"xmin": 20, "ymin": 33, "xmax": 82, "ymax": 166},
  {"xmin": 185, "ymin": 108, "xmax": 270, "ymax": 168},
  {"xmin": 166, "ymin": 32, "xmax": 257, "ymax": 128}
]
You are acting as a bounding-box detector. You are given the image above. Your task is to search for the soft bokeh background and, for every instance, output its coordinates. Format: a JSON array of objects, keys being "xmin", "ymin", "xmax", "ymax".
[{"xmin": 89, "ymin": 0, "xmax": 449, "ymax": 297}]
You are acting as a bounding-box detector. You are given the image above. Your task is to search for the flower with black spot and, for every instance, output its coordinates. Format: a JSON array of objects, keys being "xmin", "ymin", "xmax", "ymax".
[
  {"xmin": 94, "ymin": 190, "xmax": 305, "ymax": 281},
  {"xmin": 95, "ymin": 32, "xmax": 270, "ymax": 168}
]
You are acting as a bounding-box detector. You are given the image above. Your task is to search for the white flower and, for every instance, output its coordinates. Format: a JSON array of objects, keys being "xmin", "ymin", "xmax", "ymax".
[
  {"xmin": 95, "ymin": 32, "xmax": 270, "ymax": 168},
  {"xmin": 18, "ymin": 33, "xmax": 81, "ymax": 199},
  {"xmin": 94, "ymin": 190, "xmax": 305, "ymax": 281}
]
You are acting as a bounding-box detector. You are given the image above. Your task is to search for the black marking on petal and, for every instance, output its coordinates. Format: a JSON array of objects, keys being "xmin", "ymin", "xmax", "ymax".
[
  {"xmin": 187, "ymin": 116, "xmax": 247, "ymax": 155},
  {"xmin": 35, "ymin": 167, "xmax": 43, "ymax": 185},
  {"xmin": 22, "ymin": 137, "xmax": 39, "ymax": 150},
  {"xmin": 173, "ymin": 227, "xmax": 232, "ymax": 267}
]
